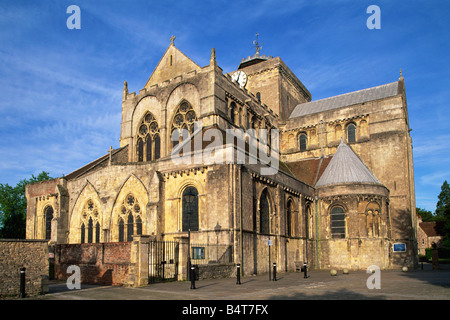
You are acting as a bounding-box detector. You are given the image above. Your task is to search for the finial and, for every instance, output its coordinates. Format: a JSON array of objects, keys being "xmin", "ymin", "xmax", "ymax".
[
  {"xmin": 210, "ymin": 48, "xmax": 216, "ymax": 66},
  {"xmin": 108, "ymin": 146, "xmax": 113, "ymax": 165},
  {"xmin": 122, "ymin": 81, "xmax": 128, "ymax": 101},
  {"xmin": 399, "ymin": 68, "xmax": 404, "ymax": 80},
  {"xmin": 170, "ymin": 35, "xmax": 176, "ymax": 46}
]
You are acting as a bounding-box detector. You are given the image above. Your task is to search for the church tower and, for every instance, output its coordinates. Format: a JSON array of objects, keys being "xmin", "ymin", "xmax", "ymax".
[{"xmin": 228, "ymin": 34, "xmax": 311, "ymax": 120}]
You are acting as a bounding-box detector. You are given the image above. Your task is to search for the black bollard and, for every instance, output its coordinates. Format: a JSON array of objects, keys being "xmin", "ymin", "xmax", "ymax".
[
  {"xmin": 19, "ymin": 267, "xmax": 26, "ymax": 298},
  {"xmin": 190, "ymin": 266, "xmax": 196, "ymax": 289},
  {"xmin": 303, "ymin": 263, "xmax": 308, "ymax": 279},
  {"xmin": 272, "ymin": 263, "xmax": 277, "ymax": 281},
  {"xmin": 236, "ymin": 264, "xmax": 241, "ymax": 285}
]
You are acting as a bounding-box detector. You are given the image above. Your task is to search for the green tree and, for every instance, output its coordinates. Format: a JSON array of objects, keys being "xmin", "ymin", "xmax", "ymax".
[
  {"xmin": 416, "ymin": 207, "xmax": 436, "ymax": 222},
  {"xmin": 436, "ymin": 180, "xmax": 450, "ymax": 218},
  {"xmin": 435, "ymin": 180, "xmax": 450, "ymax": 248},
  {"xmin": 0, "ymin": 171, "xmax": 53, "ymax": 239}
]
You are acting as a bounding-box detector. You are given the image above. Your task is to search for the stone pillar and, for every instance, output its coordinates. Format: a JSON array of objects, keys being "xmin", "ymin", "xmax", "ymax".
[
  {"xmin": 175, "ymin": 236, "xmax": 189, "ymax": 281},
  {"xmin": 130, "ymin": 235, "xmax": 153, "ymax": 287}
]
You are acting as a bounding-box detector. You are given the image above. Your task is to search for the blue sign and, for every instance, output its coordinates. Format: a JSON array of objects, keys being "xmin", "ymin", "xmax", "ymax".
[{"xmin": 393, "ymin": 243, "xmax": 406, "ymax": 252}]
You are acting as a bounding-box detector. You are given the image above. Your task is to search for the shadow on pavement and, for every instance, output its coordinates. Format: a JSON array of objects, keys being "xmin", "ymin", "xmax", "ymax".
[{"xmin": 397, "ymin": 263, "xmax": 450, "ymax": 288}]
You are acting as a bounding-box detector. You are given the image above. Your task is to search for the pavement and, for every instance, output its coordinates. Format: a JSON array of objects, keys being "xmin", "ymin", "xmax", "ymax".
[{"xmin": 28, "ymin": 263, "xmax": 450, "ymax": 301}]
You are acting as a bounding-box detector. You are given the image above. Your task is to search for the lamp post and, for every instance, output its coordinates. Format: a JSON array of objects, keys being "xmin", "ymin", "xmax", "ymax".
[{"xmin": 214, "ymin": 222, "xmax": 221, "ymax": 263}]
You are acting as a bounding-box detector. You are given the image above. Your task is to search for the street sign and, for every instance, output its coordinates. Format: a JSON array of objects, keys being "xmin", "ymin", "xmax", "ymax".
[{"xmin": 267, "ymin": 239, "xmax": 273, "ymax": 246}]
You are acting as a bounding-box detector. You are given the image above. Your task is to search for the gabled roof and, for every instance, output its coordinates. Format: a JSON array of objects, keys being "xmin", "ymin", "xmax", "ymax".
[
  {"xmin": 419, "ymin": 221, "xmax": 445, "ymax": 237},
  {"xmin": 64, "ymin": 146, "xmax": 128, "ymax": 180},
  {"xmin": 315, "ymin": 139, "xmax": 382, "ymax": 188},
  {"xmin": 144, "ymin": 42, "xmax": 201, "ymax": 90},
  {"xmin": 289, "ymin": 81, "xmax": 399, "ymax": 119}
]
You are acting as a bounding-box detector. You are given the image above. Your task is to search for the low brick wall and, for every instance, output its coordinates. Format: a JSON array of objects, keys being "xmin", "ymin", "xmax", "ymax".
[
  {"xmin": 0, "ymin": 239, "xmax": 49, "ymax": 298},
  {"xmin": 54, "ymin": 242, "xmax": 132, "ymax": 286}
]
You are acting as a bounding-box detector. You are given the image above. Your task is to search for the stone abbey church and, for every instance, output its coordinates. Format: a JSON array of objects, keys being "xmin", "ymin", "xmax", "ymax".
[{"xmin": 26, "ymin": 37, "xmax": 418, "ymax": 276}]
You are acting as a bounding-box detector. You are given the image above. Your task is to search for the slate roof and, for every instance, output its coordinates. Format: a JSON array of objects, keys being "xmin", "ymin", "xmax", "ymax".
[
  {"xmin": 419, "ymin": 221, "xmax": 445, "ymax": 237},
  {"xmin": 315, "ymin": 139, "xmax": 382, "ymax": 187},
  {"xmin": 285, "ymin": 156, "xmax": 332, "ymax": 187},
  {"xmin": 289, "ymin": 81, "xmax": 399, "ymax": 119}
]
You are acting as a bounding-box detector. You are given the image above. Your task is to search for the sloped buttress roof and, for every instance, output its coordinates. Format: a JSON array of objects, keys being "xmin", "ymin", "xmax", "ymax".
[{"xmin": 315, "ymin": 139, "xmax": 382, "ymax": 188}]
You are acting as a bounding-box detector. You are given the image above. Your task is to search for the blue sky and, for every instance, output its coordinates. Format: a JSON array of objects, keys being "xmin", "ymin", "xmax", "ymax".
[{"xmin": 0, "ymin": 0, "xmax": 449, "ymax": 212}]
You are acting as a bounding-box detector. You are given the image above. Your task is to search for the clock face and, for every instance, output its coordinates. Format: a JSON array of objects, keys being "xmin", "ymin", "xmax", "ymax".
[{"xmin": 232, "ymin": 71, "xmax": 247, "ymax": 88}]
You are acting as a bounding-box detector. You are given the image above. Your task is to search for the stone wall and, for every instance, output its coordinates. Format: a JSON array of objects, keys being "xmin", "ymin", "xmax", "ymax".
[
  {"xmin": 0, "ymin": 239, "xmax": 49, "ymax": 298},
  {"xmin": 197, "ymin": 263, "xmax": 236, "ymax": 280},
  {"xmin": 54, "ymin": 242, "xmax": 132, "ymax": 286}
]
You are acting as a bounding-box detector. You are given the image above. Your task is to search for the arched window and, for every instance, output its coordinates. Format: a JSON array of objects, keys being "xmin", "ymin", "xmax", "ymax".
[
  {"xmin": 154, "ymin": 134, "xmax": 161, "ymax": 160},
  {"xmin": 127, "ymin": 214, "xmax": 134, "ymax": 241},
  {"xmin": 118, "ymin": 219, "xmax": 124, "ymax": 242},
  {"xmin": 306, "ymin": 204, "xmax": 313, "ymax": 239},
  {"xmin": 171, "ymin": 101, "xmax": 197, "ymax": 150},
  {"xmin": 182, "ymin": 186, "xmax": 199, "ymax": 232},
  {"xmin": 136, "ymin": 216, "xmax": 142, "ymax": 235},
  {"xmin": 299, "ymin": 133, "xmax": 307, "ymax": 151},
  {"xmin": 137, "ymin": 112, "xmax": 160, "ymax": 162},
  {"xmin": 81, "ymin": 199, "xmax": 101, "ymax": 243},
  {"xmin": 260, "ymin": 189, "xmax": 270, "ymax": 234},
  {"xmin": 256, "ymin": 92, "xmax": 261, "ymax": 102},
  {"xmin": 286, "ymin": 198, "xmax": 293, "ymax": 237},
  {"xmin": 95, "ymin": 222, "xmax": 100, "ymax": 243},
  {"xmin": 330, "ymin": 206, "xmax": 346, "ymax": 238},
  {"xmin": 118, "ymin": 194, "xmax": 142, "ymax": 242},
  {"xmin": 230, "ymin": 102, "xmax": 236, "ymax": 125},
  {"xmin": 146, "ymin": 135, "xmax": 152, "ymax": 162},
  {"xmin": 80, "ymin": 223, "xmax": 85, "ymax": 244},
  {"xmin": 347, "ymin": 123, "xmax": 356, "ymax": 143},
  {"xmin": 366, "ymin": 202, "xmax": 381, "ymax": 237},
  {"xmin": 44, "ymin": 206, "xmax": 53, "ymax": 240},
  {"xmin": 137, "ymin": 138, "xmax": 144, "ymax": 162},
  {"xmin": 87, "ymin": 217, "xmax": 93, "ymax": 243}
]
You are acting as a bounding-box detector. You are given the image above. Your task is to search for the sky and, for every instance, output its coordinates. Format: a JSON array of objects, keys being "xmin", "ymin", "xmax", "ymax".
[{"xmin": 0, "ymin": 0, "xmax": 449, "ymax": 212}]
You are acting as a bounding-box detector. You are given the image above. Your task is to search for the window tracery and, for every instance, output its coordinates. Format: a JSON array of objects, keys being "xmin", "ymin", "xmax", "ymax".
[
  {"xmin": 171, "ymin": 101, "xmax": 197, "ymax": 149},
  {"xmin": 137, "ymin": 112, "xmax": 160, "ymax": 162},
  {"xmin": 80, "ymin": 199, "xmax": 101, "ymax": 243},
  {"xmin": 118, "ymin": 194, "xmax": 143, "ymax": 242}
]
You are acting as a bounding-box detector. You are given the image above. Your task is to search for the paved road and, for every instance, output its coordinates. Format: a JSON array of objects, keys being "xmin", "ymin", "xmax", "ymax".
[{"xmin": 31, "ymin": 263, "xmax": 450, "ymax": 301}]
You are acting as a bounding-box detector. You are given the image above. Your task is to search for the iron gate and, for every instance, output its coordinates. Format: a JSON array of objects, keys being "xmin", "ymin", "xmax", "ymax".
[{"xmin": 148, "ymin": 241, "xmax": 179, "ymax": 283}]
